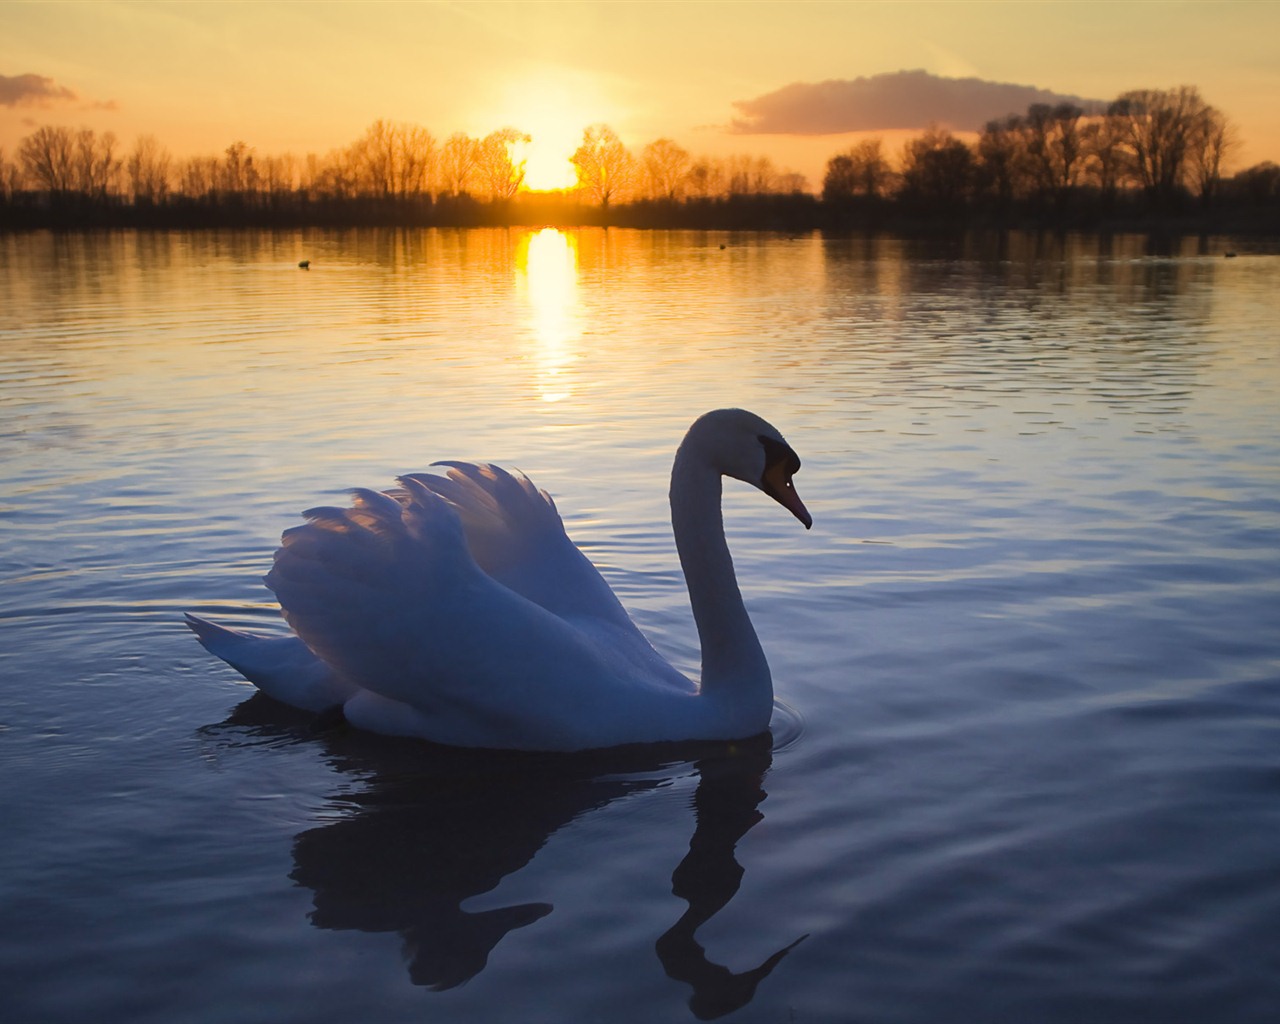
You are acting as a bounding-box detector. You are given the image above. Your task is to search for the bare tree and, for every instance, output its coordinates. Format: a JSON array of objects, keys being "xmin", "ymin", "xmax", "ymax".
[
  {"xmin": 300, "ymin": 152, "xmax": 323, "ymax": 196},
  {"xmin": 776, "ymin": 170, "xmax": 808, "ymax": 193},
  {"xmin": 641, "ymin": 138, "xmax": 691, "ymax": 200},
  {"xmin": 748, "ymin": 155, "xmax": 780, "ymax": 194},
  {"xmin": 0, "ymin": 147, "xmax": 17, "ymax": 200},
  {"xmin": 347, "ymin": 119, "xmax": 434, "ymax": 197},
  {"xmin": 176, "ymin": 154, "xmax": 219, "ymax": 200},
  {"xmin": 73, "ymin": 129, "xmax": 120, "ymax": 198},
  {"xmin": 397, "ymin": 123, "xmax": 436, "ymax": 197},
  {"xmin": 1082, "ymin": 114, "xmax": 1125, "ymax": 206},
  {"xmin": 1020, "ymin": 103, "xmax": 1087, "ymax": 210},
  {"xmin": 1229, "ymin": 161, "xmax": 1279, "ymax": 207},
  {"xmin": 977, "ymin": 116, "xmax": 1024, "ymax": 206},
  {"xmin": 127, "ymin": 134, "xmax": 171, "ymax": 204},
  {"xmin": 899, "ymin": 126, "xmax": 975, "ymax": 207},
  {"xmin": 685, "ymin": 157, "xmax": 725, "ymax": 199},
  {"xmin": 1189, "ymin": 106, "xmax": 1236, "ymax": 207},
  {"xmin": 571, "ymin": 123, "xmax": 635, "ymax": 208},
  {"xmin": 352, "ymin": 119, "xmax": 396, "ymax": 196},
  {"xmin": 18, "ymin": 125, "xmax": 78, "ymax": 196},
  {"xmin": 822, "ymin": 153, "xmax": 858, "ymax": 201},
  {"xmin": 723, "ymin": 154, "xmax": 755, "ymax": 195},
  {"xmin": 477, "ymin": 127, "xmax": 529, "ymax": 200},
  {"xmin": 219, "ymin": 141, "xmax": 258, "ymax": 195},
  {"xmin": 849, "ymin": 138, "xmax": 891, "ymax": 198},
  {"xmin": 1108, "ymin": 86, "xmax": 1210, "ymax": 204},
  {"xmin": 824, "ymin": 138, "xmax": 891, "ymax": 201},
  {"xmin": 259, "ymin": 152, "xmax": 298, "ymax": 197},
  {"xmin": 303, "ymin": 148, "xmax": 358, "ymax": 200},
  {"xmin": 439, "ymin": 132, "xmax": 480, "ymax": 196}
]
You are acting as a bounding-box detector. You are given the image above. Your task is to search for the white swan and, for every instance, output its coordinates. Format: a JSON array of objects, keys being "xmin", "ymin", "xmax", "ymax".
[{"xmin": 187, "ymin": 408, "xmax": 811, "ymax": 752}]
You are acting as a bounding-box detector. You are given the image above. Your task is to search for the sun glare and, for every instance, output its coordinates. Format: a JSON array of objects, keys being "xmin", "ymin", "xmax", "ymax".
[
  {"xmin": 495, "ymin": 71, "xmax": 604, "ymax": 192},
  {"xmin": 516, "ymin": 228, "xmax": 580, "ymax": 402},
  {"xmin": 519, "ymin": 134, "xmax": 579, "ymax": 192}
]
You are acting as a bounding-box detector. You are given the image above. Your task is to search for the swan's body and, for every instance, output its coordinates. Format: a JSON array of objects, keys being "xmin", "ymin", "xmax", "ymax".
[{"xmin": 187, "ymin": 409, "xmax": 810, "ymax": 752}]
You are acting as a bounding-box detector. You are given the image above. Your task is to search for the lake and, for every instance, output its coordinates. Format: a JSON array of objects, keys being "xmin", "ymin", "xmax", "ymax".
[{"xmin": 2, "ymin": 227, "xmax": 1278, "ymax": 1023}]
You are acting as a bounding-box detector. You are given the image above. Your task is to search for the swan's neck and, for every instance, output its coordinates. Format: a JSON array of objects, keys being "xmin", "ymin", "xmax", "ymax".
[{"xmin": 670, "ymin": 444, "xmax": 771, "ymax": 716}]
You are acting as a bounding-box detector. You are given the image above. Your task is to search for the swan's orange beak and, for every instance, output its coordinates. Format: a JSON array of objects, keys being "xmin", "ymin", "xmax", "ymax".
[{"xmin": 762, "ymin": 461, "xmax": 812, "ymax": 530}]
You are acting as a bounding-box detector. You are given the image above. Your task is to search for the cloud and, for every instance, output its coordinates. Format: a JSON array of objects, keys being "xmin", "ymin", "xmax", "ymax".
[
  {"xmin": 730, "ymin": 69, "xmax": 1106, "ymax": 135},
  {"xmin": 0, "ymin": 72, "xmax": 78, "ymax": 108}
]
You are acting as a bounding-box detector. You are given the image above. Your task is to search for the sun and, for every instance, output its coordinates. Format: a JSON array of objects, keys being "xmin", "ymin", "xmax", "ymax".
[
  {"xmin": 521, "ymin": 134, "xmax": 578, "ymax": 192},
  {"xmin": 494, "ymin": 69, "xmax": 608, "ymax": 192}
]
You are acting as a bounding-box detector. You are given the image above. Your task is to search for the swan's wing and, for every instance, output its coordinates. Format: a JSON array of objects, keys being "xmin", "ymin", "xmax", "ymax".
[
  {"xmin": 184, "ymin": 613, "xmax": 358, "ymax": 711},
  {"xmin": 263, "ymin": 483, "xmax": 652, "ymax": 746},
  {"xmin": 395, "ymin": 462, "xmax": 636, "ymax": 631}
]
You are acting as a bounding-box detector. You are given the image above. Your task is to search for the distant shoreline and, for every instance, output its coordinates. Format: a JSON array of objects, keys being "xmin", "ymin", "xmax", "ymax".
[{"xmin": 3, "ymin": 192, "xmax": 1278, "ymax": 238}]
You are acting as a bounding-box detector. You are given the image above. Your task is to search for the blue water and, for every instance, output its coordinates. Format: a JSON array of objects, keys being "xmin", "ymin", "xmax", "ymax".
[{"xmin": 2, "ymin": 228, "xmax": 1278, "ymax": 1022}]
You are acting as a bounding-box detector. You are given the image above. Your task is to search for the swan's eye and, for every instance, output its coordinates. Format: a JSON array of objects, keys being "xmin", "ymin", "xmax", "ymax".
[
  {"xmin": 758, "ymin": 434, "xmax": 800, "ymax": 480},
  {"xmin": 757, "ymin": 433, "xmax": 811, "ymax": 528}
]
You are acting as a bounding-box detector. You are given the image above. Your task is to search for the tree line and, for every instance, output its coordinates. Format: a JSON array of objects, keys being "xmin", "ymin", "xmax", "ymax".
[
  {"xmin": 822, "ymin": 86, "xmax": 1255, "ymax": 217},
  {"xmin": 0, "ymin": 119, "xmax": 807, "ymax": 225},
  {"xmin": 1, "ymin": 84, "xmax": 1277, "ymax": 231}
]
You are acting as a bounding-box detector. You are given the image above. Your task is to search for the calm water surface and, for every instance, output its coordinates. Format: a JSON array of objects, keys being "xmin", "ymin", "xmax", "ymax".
[{"xmin": 2, "ymin": 228, "xmax": 1279, "ymax": 1023}]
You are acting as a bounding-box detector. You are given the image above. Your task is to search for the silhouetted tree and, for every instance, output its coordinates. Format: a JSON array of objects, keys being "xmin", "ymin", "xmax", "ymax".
[
  {"xmin": 353, "ymin": 119, "xmax": 395, "ymax": 196},
  {"xmin": 748, "ymin": 155, "xmax": 779, "ymax": 193},
  {"xmin": 1020, "ymin": 103, "xmax": 1087, "ymax": 211},
  {"xmin": 822, "ymin": 138, "xmax": 891, "ymax": 201},
  {"xmin": 822, "ymin": 154, "xmax": 857, "ymax": 201},
  {"xmin": 219, "ymin": 141, "xmax": 258, "ymax": 197},
  {"xmin": 571, "ymin": 123, "xmax": 635, "ymax": 208},
  {"xmin": 899, "ymin": 127, "xmax": 975, "ymax": 208},
  {"xmin": 641, "ymin": 138, "xmax": 691, "ymax": 200},
  {"xmin": 685, "ymin": 157, "xmax": 725, "ymax": 199},
  {"xmin": 126, "ymin": 134, "xmax": 172, "ymax": 204},
  {"xmin": 1082, "ymin": 114, "xmax": 1125, "ymax": 207},
  {"xmin": 852, "ymin": 138, "xmax": 891, "ymax": 197},
  {"xmin": 1189, "ymin": 106, "xmax": 1235, "ymax": 207},
  {"xmin": 0, "ymin": 147, "xmax": 18, "ymax": 200},
  {"xmin": 352, "ymin": 119, "xmax": 436, "ymax": 198},
  {"xmin": 302, "ymin": 147, "xmax": 358, "ymax": 200},
  {"xmin": 259, "ymin": 152, "xmax": 298, "ymax": 198},
  {"xmin": 776, "ymin": 170, "xmax": 808, "ymax": 193},
  {"xmin": 1229, "ymin": 161, "xmax": 1279, "ymax": 206},
  {"xmin": 74, "ymin": 129, "xmax": 120, "ymax": 200},
  {"xmin": 439, "ymin": 132, "xmax": 480, "ymax": 196},
  {"xmin": 1108, "ymin": 86, "xmax": 1213, "ymax": 206},
  {"xmin": 18, "ymin": 125, "xmax": 78, "ymax": 197},
  {"xmin": 722, "ymin": 154, "xmax": 769, "ymax": 195},
  {"xmin": 976, "ymin": 116, "xmax": 1023, "ymax": 208},
  {"xmin": 398, "ymin": 123, "xmax": 436, "ymax": 197},
  {"xmin": 477, "ymin": 127, "xmax": 529, "ymax": 200},
  {"xmin": 176, "ymin": 154, "xmax": 218, "ymax": 201}
]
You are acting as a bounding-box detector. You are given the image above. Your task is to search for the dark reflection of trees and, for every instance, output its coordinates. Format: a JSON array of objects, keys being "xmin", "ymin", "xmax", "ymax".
[
  {"xmin": 816, "ymin": 231, "xmax": 1218, "ymax": 422},
  {"xmin": 214, "ymin": 697, "xmax": 802, "ymax": 1015}
]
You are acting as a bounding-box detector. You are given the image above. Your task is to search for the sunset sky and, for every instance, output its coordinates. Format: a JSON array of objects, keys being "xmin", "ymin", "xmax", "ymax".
[{"xmin": 3, "ymin": 0, "xmax": 1277, "ymax": 190}]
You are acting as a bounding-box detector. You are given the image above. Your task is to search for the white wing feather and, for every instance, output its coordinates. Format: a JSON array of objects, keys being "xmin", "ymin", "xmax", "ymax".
[
  {"xmin": 397, "ymin": 462, "xmax": 635, "ymax": 629},
  {"xmin": 262, "ymin": 471, "xmax": 687, "ymax": 749}
]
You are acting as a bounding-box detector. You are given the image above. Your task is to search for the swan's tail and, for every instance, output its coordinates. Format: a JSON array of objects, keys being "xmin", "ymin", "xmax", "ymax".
[{"xmin": 184, "ymin": 613, "xmax": 357, "ymax": 712}]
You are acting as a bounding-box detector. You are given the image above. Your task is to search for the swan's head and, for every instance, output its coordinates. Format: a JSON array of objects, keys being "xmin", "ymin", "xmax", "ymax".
[{"xmin": 687, "ymin": 408, "xmax": 812, "ymax": 529}]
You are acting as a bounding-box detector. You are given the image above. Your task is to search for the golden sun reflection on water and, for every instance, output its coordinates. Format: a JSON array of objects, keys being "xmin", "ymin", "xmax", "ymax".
[{"xmin": 515, "ymin": 228, "xmax": 581, "ymax": 403}]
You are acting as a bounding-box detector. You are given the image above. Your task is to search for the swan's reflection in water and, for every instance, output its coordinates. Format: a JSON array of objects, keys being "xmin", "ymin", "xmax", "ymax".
[
  {"xmin": 657, "ymin": 753, "xmax": 808, "ymax": 1020},
  {"xmin": 220, "ymin": 696, "xmax": 804, "ymax": 1017}
]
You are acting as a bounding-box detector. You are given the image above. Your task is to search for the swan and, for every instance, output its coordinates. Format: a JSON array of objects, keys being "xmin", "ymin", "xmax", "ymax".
[{"xmin": 186, "ymin": 408, "xmax": 811, "ymax": 752}]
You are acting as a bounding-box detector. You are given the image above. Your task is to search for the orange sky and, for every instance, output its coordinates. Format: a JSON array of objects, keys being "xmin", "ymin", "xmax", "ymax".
[{"xmin": 3, "ymin": 1, "xmax": 1278, "ymax": 190}]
